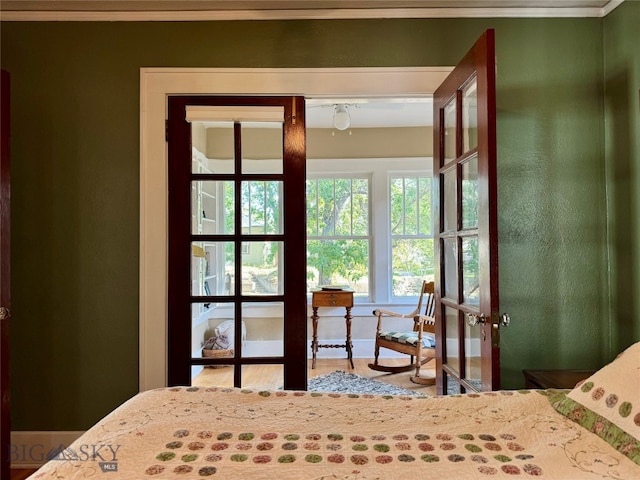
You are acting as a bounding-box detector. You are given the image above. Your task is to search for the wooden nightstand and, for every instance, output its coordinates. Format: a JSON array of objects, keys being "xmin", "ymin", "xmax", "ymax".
[{"xmin": 522, "ymin": 369, "xmax": 597, "ymax": 389}]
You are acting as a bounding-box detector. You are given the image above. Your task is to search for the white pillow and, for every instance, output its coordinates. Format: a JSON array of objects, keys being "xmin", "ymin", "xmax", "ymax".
[{"xmin": 552, "ymin": 341, "xmax": 640, "ymax": 465}]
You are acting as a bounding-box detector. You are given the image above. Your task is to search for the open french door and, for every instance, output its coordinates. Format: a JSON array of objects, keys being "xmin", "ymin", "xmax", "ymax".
[
  {"xmin": 167, "ymin": 96, "xmax": 307, "ymax": 390},
  {"xmin": 433, "ymin": 29, "xmax": 507, "ymax": 394}
]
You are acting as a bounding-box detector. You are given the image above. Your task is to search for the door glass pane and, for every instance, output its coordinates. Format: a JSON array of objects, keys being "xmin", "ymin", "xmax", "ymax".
[
  {"xmin": 465, "ymin": 320, "xmax": 482, "ymax": 391},
  {"xmin": 191, "ymin": 365, "xmax": 233, "ymax": 387},
  {"xmin": 191, "ymin": 364, "xmax": 284, "ymax": 390},
  {"xmin": 462, "ymin": 78, "xmax": 478, "ymax": 153},
  {"xmin": 242, "ymin": 122, "xmax": 283, "ymax": 174},
  {"xmin": 242, "ymin": 365, "xmax": 283, "ymax": 389},
  {"xmin": 241, "ymin": 181, "xmax": 283, "ymax": 235},
  {"xmin": 443, "ymin": 238, "xmax": 458, "ymax": 301},
  {"xmin": 192, "ymin": 180, "xmax": 235, "ymax": 234},
  {"xmin": 462, "ymin": 236, "xmax": 479, "ymax": 305},
  {"xmin": 191, "ymin": 121, "xmax": 234, "ymax": 174},
  {"xmin": 242, "ymin": 302, "xmax": 284, "ymax": 358},
  {"xmin": 443, "ymin": 98, "xmax": 457, "ymax": 163},
  {"xmin": 392, "ymin": 238, "xmax": 434, "ymax": 297},
  {"xmin": 193, "ymin": 303, "xmax": 238, "ymax": 360},
  {"xmin": 461, "ymin": 155, "xmax": 478, "ymax": 229},
  {"xmin": 191, "ymin": 242, "xmax": 235, "ymax": 296},
  {"xmin": 241, "ymin": 242, "xmax": 283, "ymax": 295},
  {"xmin": 444, "ymin": 306, "xmax": 460, "ymax": 374},
  {"xmin": 442, "ymin": 168, "xmax": 457, "ymax": 232},
  {"xmin": 445, "ymin": 372, "xmax": 462, "ymax": 395}
]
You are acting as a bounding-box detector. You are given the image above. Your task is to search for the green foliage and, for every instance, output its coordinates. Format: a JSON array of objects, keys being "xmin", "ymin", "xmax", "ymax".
[
  {"xmin": 307, "ymin": 175, "xmax": 433, "ymax": 291},
  {"xmin": 219, "ymin": 173, "xmax": 435, "ymax": 293},
  {"xmin": 306, "ymin": 178, "xmax": 369, "ymax": 286},
  {"xmin": 392, "ymin": 238, "xmax": 434, "ymax": 274},
  {"xmin": 307, "ymin": 239, "xmax": 368, "ymax": 285}
]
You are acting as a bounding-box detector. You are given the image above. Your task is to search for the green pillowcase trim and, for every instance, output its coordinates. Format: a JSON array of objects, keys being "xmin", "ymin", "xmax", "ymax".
[{"xmin": 551, "ymin": 394, "xmax": 640, "ymax": 466}]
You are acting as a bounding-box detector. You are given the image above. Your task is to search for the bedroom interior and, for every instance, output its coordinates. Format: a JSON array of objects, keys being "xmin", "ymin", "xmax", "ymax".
[{"xmin": 1, "ymin": 0, "xmax": 639, "ymax": 477}]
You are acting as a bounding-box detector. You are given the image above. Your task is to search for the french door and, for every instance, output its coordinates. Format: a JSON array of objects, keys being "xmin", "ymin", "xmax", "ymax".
[
  {"xmin": 433, "ymin": 30, "xmax": 505, "ymax": 394},
  {"xmin": 167, "ymin": 96, "xmax": 307, "ymax": 390}
]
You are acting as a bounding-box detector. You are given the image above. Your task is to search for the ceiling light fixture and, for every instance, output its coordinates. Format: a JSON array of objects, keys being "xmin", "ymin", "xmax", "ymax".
[{"xmin": 333, "ymin": 104, "xmax": 351, "ymax": 131}]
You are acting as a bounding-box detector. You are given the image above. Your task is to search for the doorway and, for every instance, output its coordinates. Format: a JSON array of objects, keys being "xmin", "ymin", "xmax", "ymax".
[
  {"xmin": 181, "ymin": 96, "xmax": 435, "ymax": 390},
  {"xmin": 139, "ymin": 67, "xmax": 453, "ymax": 391}
]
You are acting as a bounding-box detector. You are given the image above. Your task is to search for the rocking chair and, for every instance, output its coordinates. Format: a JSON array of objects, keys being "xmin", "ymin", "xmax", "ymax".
[{"xmin": 368, "ymin": 280, "xmax": 436, "ymax": 385}]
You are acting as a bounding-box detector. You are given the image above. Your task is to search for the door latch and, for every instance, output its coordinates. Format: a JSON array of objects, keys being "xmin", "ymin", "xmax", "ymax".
[
  {"xmin": 467, "ymin": 312, "xmax": 510, "ymax": 327},
  {"xmin": 0, "ymin": 306, "xmax": 10, "ymax": 320},
  {"xmin": 466, "ymin": 313, "xmax": 486, "ymax": 326}
]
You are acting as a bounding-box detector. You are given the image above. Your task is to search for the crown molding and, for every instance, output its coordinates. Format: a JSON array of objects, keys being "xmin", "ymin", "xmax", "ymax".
[
  {"xmin": 0, "ymin": 1, "xmax": 624, "ymax": 21},
  {"xmin": 602, "ymin": 0, "xmax": 624, "ymax": 16}
]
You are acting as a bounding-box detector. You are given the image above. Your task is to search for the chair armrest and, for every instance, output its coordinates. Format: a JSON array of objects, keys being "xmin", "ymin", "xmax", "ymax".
[
  {"xmin": 415, "ymin": 315, "xmax": 435, "ymax": 335},
  {"xmin": 415, "ymin": 314, "xmax": 435, "ymax": 326},
  {"xmin": 372, "ymin": 308, "xmax": 417, "ymax": 319},
  {"xmin": 373, "ymin": 308, "xmax": 424, "ymax": 335}
]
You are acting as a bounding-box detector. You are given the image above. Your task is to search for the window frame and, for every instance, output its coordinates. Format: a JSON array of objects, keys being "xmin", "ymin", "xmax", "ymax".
[
  {"xmin": 306, "ymin": 157, "xmax": 432, "ymax": 306},
  {"xmin": 388, "ymin": 171, "xmax": 435, "ymax": 299},
  {"xmin": 306, "ymin": 172, "xmax": 373, "ymax": 300}
]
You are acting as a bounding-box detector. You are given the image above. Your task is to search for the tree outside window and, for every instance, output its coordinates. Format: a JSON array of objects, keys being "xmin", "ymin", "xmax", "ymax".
[
  {"xmin": 306, "ymin": 177, "xmax": 370, "ymax": 294},
  {"xmin": 305, "ymin": 173, "xmax": 434, "ymax": 299}
]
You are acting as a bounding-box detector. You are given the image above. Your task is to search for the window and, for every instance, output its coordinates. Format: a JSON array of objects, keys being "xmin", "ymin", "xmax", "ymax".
[
  {"xmin": 305, "ymin": 167, "xmax": 433, "ymax": 302},
  {"xmin": 390, "ymin": 175, "xmax": 434, "ymax": 297},
  {"xmin": 306, "ymin": 176, "xmax": 371, "ymax": 295}
]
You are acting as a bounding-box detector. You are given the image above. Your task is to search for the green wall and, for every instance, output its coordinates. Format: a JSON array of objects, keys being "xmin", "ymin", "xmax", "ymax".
[
  {"xmin": 1, "ymin": 5, "xmax": 639, "ymax": 431},
  {"xmin": 603, "ymin": 2, "xmax": 640, "ymax": 356}
]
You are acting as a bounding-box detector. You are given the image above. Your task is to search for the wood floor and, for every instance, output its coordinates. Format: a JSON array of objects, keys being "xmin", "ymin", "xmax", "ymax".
[
  {"xmin": 10, "ymin": 358, "xmax": 435, "ymax": 478},
  {"xmin": 193, "ymin": 357, "xmax": 437, "ymax": 396}
]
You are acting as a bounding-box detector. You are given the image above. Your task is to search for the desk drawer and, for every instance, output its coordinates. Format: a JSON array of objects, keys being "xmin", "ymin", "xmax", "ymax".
[{"xmin": 312, "ymin": 292, "xmax": 353, "ymax": 307}]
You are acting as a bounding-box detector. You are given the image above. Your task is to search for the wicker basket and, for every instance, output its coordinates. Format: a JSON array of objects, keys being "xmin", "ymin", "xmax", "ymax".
[
  {"xmin": 202, "ymin": 348, "xmax": 233, "ymax": 368},
  {"xmin": 202, "ymin": 348, "xmax": 233, "ymax": 358}
]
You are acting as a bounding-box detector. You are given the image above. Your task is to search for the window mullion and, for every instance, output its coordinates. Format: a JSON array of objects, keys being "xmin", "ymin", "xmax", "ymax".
[
  {"xmin": 402, "ymin": 177, "xmax": 407, "ymax": 236},
  {"xmin": 350, "ymin": 179, "xmax": 354, "ymax": 235},
  {"xmin": 332, "ymin": 179, "xmax": 337, "ymax": 237}
]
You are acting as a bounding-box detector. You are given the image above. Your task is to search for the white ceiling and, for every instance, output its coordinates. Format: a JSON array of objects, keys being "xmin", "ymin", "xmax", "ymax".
[
  {"xmin": 0, "ymin": 0, "xmax": 623, "ymax": 20},
  {"xmin": 306, "ymin": 98, "xmax": 433, "ymax": 129}
]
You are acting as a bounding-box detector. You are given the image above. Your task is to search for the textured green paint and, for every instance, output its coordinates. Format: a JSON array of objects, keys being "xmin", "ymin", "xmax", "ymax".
[
  {"xmin": 1, "ymin": 12, "xmax": 638, "ymax": 430},
  {"xmin": 495, "ymin": 18, "xmax": 609, "ymax": 388},
  {"xmin": 603, "ymin": 2, "xmax": 640, "ymax": 355}
]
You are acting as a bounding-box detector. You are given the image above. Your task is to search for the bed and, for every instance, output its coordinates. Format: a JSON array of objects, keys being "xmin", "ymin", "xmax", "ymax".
[{"xmin": 28, "ymin": 342, "xmax": 640, "ymax": 479}]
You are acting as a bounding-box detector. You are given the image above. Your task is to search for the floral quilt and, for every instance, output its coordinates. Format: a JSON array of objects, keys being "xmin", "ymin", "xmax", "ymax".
[{"xmin": 29, "ymin": 386, "xmax": 640, "ymax": 479}]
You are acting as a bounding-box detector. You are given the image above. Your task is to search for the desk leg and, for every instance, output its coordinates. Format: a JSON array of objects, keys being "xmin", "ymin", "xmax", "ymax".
[
  {"xmin": 311, "ymin": 306, "xmax": 319, "ymax": 369},
  {"xmin": 345, "ymin": 306, "xmax": 354, "ymax": 369}
]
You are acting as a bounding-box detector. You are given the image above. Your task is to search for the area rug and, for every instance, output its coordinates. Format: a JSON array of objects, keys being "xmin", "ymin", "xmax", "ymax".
[{"xmin": 307, "ymin": 370, "xmax": 427, "ymax": 396}]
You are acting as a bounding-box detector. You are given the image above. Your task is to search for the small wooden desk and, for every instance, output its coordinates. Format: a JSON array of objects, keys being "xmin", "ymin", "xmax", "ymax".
[
  {"xmin": 522, "ymin": 369, "xmax": 596, "ymax": 389},
  {"xmin": 310, "ymin": 288, "xmax": 354, "ymax": 369}
]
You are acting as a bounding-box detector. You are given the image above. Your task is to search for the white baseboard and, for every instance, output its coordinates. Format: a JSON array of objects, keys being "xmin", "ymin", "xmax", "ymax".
[
  {"xmin": 10, "ymin": 431, "xmax": 85, "ymax": 468},
  {"xmin": 242, "ymin": 338, "xmax": 405, "ymax": 359}
]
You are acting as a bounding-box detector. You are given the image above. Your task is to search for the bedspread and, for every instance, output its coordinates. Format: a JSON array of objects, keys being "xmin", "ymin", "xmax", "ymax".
[{"xmin": 28, "ymin": 386, "xmax": 640, "ymax": 479}]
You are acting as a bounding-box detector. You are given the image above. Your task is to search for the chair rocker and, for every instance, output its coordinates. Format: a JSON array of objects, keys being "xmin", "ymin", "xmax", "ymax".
[{"xmin": 368, "ymin": 280, "xmax": 436, "ymax": 385}]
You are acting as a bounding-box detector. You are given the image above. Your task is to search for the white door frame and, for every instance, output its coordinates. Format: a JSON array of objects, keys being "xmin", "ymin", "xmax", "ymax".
[{"xmin": 139, "ymin": 67, "xmax": 453, "ymax": 391}]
